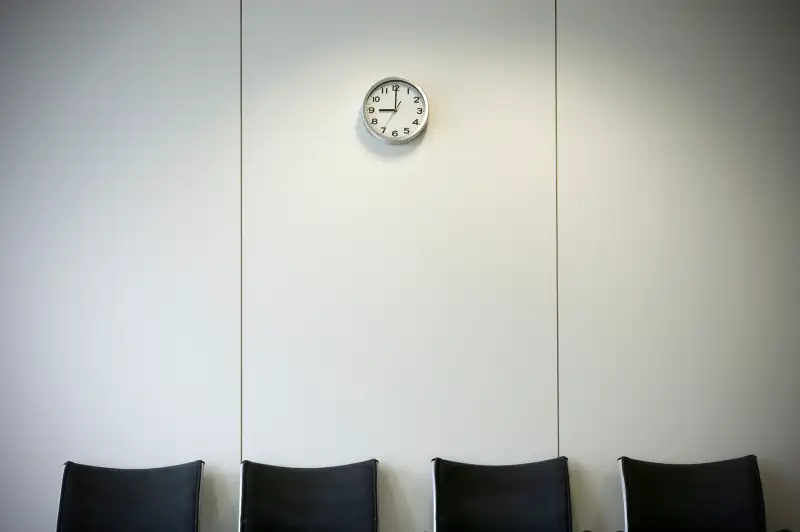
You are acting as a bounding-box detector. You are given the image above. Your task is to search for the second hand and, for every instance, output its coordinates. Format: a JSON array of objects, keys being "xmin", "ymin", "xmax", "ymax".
[{"xmin": 385, "ymin": 101, "xmax": 401, "ymax": 128}]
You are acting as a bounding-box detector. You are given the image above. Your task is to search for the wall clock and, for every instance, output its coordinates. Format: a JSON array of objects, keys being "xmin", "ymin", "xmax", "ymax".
[{"xmin": 362, "ymin": 77, "xmax": 429, "ymax": 144}]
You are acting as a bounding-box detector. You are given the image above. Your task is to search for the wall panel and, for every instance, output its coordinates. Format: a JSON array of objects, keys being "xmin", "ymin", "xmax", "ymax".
[
  {"xmin": 558, "ymin": 2, "xmax": 800, "ymax": 530},
  {"xmin": 242, "ymin": 2, "xmax": 558, "ymax": 531},
  {"xmin": 0, "ymin": 2, "xmax": 241, "ymax": 531}
]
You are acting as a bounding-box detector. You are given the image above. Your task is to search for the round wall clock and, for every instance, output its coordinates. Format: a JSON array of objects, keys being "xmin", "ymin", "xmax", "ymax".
[{"xmin": 362, "ymin": 77, "xmax": 429, "ymax": 144}]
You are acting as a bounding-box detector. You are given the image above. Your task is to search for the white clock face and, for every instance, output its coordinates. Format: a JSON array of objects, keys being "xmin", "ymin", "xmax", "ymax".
[{"xmin": 362, "ymin": 78, "xmax": 428, "ymax": 144}]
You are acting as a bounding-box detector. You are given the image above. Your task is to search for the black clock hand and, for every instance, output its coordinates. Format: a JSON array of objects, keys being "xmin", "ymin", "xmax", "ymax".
[
  {"xmin": 378, "ymin": 108, "xmax": 395, "ymax": 112},
  {"xmin": 394, "ymin": 87, "xmax": 398, "ymax": 111}
]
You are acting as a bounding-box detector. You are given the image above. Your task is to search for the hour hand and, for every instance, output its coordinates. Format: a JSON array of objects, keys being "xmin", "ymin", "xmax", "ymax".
[{"xmin": 378, "ymin": 108, "xmax": 396, "ymax": 112}]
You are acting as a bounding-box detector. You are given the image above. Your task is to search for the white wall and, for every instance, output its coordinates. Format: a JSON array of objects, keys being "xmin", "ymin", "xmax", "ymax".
[
  {"xmin": 558, "ymin": 1, "xmax": 800, "ymax": 531},
  {"xmin": 241, "ymin": 2, "xmax": 557, "ymax": 532},
  {"xmin": 0, "ymin": 2, "xmax": 240, "ymax": 532},
  {"xmin": 2, "ymin": 2, "xmax": 799, "ymax": 532}
]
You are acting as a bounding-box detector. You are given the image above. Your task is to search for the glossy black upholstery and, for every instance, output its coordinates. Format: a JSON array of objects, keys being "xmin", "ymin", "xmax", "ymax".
[
  {"xmin": 239, "ymin": 459, "xmax": 378, "ymax": 532},
  {"xmin": 619, "ymin": 455, "xmax": 771, "ymax": 532},
  {"xmin": 56, "ymin": 460, "xmax": 203, "ymax": 532},
  {"xmin": 432, "ymin": 456, "xmax": 572, "ymax": 532}
]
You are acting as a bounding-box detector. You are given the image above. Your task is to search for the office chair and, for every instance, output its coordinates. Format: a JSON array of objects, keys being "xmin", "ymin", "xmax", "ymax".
[
  {"xmin": 432, "ymin": 456, "xmax": 572, "ymax": 532},
  {"xmin": 619, "ymin": 455, "xmax": 791, "ymax": 532},
  {"xmin": 239, "ymin": 458, "xmax": 378, "ymax": 532},
  {"xmin": 56, "ymin": 460, "xmax": 204, "ymax": 532}
]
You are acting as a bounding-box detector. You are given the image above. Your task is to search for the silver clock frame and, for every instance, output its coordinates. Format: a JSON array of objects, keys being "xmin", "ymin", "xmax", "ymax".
[{"xmin": 361, "ymin": 76, "xmax": 429, "ymax": 145}]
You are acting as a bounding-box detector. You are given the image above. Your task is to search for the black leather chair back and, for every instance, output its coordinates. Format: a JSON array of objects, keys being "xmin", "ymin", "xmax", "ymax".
[
  {"xmin": 240, "ymin": 459, "xmax": 378, "ymax": 532},
  {"xmin": 56, "ymin": 460, "xmax": 204, "ymax": 532},
  {"xmin": 432, "ymin": 456, "xmax": 572, "ymax": 532},
  {"xmin": 619, "ymin": 455, "xmax": 766, "ymax": 532}
]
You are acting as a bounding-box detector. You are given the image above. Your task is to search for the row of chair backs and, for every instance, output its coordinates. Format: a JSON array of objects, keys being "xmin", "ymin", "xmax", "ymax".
[{"xmin": 57, "ymin": 455, "xmax": 773, "ymax": 532}]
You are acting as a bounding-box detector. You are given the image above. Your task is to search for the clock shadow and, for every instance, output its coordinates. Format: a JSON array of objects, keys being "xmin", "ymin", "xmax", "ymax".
[{"xmin": 354, "ymin": 112, "xmax": 424, "ymax": 159}]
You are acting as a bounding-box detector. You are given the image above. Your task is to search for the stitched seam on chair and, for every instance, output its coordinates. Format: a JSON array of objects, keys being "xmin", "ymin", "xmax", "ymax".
[
  {"xmin": 373, "ymin": 459, "xmax": 379, "ymax": 532},
  {"xmin": 562, "ymin": 457, "xmax": 572, "ymax": 532},
  {"xmin": 55, "ymin": 462, "xmax": 71, "ymax": 532},
  {"xmin": 194, "ymin": 461, "xmax": 203, "ymax": 532}
]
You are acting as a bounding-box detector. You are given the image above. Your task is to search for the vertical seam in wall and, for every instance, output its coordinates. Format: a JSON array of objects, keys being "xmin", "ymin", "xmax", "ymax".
[
  {"xmin": 239, "ymin": 0, "xmax": 244, "ymax": 464},
  {"xmin": 554, "ymin": 0, "xmax": 561, "ymax": 458}
]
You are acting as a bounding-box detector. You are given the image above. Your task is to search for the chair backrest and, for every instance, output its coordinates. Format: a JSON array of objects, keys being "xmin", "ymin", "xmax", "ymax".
[
  {"xmin": 619, "ymin": 455, "xmax": 767, "ymax": 532},
  {"xmin": 56, "ymin": 460, "xmax": 204, "ymax": 532},
  {"xmin": 432, "ymin": 457, "xmax": 572, "ymax": 532},
  {"xmin": 239, "ymin": 459, "xmax": 378, "ymax": 532}
]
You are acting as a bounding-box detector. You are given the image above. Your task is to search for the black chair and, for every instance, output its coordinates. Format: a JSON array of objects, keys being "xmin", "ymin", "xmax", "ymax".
[
  {"xmin": 56, "ymin": 460, "xmax": 204, "ymax": 532},
  {"xmin": 432, "ymin": 456, "xmax": 572, "ymax": 532},
  {"xmin": 239, "ymin": 459, "xmax": 378, "ymax": 532},
  {"xmin": 619, "ymin": 455, "xmax": 792, "ymax": 532}
]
